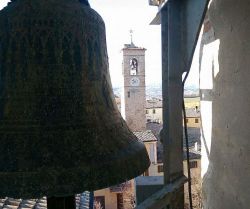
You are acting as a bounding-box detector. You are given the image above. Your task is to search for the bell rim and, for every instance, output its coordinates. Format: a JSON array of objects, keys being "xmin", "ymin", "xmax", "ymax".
[{"xmin": 0, "ymin": 141, "xmax": 150, "ymax": 199}]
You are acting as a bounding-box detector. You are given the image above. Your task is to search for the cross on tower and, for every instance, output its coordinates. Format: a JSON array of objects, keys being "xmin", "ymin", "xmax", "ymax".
[{"xmin": 130, "ymin": 29, "xmax": 134, "ymax": 45}]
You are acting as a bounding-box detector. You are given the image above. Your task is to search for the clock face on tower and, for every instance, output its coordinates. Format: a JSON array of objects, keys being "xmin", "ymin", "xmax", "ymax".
[{"xmin": 130, "ymin": 77, "xmax": 140, "ymax": 86}]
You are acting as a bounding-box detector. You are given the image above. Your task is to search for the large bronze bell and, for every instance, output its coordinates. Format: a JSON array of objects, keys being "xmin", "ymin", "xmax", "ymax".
[{"xmin": 0, "ymin": 0, "xmax": 150, "ymax": 198}]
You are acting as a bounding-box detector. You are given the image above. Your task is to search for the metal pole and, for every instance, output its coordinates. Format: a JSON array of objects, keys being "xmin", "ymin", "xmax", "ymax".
[{"xmin": 47, "ymin": 196, "xmax": 75, "ymax": 209}]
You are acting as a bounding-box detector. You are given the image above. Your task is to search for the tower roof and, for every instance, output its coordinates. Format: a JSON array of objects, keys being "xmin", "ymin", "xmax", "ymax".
[
  {"xmin": 122, "ymin": 30, "xmax": 146, "ymax": 50},
  {"xmin": 122, "ymin": 44, "xmax": 146, "ymax": 51}
]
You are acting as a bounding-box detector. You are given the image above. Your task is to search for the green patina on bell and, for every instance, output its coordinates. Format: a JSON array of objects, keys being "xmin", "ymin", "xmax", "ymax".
[{"xmin": 0, "ymin": 0, "xmax": 150, "ymax": 198}]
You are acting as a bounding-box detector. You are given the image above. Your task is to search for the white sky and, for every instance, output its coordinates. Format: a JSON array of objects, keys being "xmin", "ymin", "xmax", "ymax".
[
  {"xmin": 0, "ymin": 0, "xmax": 199, "ymax": 88},
  {"xmin": 90, "ymin": 0, "xmax": 162, "ymax": 87}
]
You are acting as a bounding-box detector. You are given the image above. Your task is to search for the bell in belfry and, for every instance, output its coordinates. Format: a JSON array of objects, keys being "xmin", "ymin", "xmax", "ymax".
[{"xmin": 0, "ymin": 0, "xmax": 150, "ymax": 198}]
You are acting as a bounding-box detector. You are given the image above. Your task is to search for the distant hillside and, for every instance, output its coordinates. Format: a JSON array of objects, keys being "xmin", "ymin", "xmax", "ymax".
[{"xmin": 113, "ymin": 83, "xmax": 199, "ymax": 98}]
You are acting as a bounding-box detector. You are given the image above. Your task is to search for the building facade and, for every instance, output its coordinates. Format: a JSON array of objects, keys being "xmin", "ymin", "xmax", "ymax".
[
  {"xmin": 184, "ymin": 107, "xmax": 200, "ymax": 128},
  {"xmin": 145, "ymin": 97, "xmax": 200, "ymax": 128},
  {"xmin": 146, "ymin": 98, "xmax": 163, "ymax": 123}
]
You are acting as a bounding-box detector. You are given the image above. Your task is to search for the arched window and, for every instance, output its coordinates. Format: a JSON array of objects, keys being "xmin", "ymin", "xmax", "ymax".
[{"xmin": 130, "ymin": 58, "xmax": 138, "ymax": 75}]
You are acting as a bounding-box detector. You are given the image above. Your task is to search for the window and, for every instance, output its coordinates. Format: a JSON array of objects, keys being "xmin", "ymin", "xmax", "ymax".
[
  {"xmin": 158, "ymin": 165, "xmax": 164, "ymax": 173},
  {"xmin": 185, "ymin": 118, "xmax": 189, "ymax": 123},
  {"xmin": 195, "ymin": 118, "xmax": 199, "ymax": 123},
  {"xmin": 94, "ymin": 196, "xmax": 105, "ymax": 209},
  {"xmin": 143, "ymin": 169, "xmax": 149, "ymax": 176},
  {"xmin": 153, "ymin": 109, "xmax": 156, "ymax": 114},
  {"xmin": 189, "ymin": 161, "xmax": 198, "ymax": 169},
  {"xmin": 127, "ymin": 91, "xmax": 130, "ymax": 98},
  {"xmin": 146, "ymin": 110, "xmax": 149, "ymax": 114},
  {"xmin": 117, "ymin": 194, "xmax": 124, "ymax": 209},
  {"xmin": 130, "ymin": 58, "xmax": 138, "ymax": 75}
]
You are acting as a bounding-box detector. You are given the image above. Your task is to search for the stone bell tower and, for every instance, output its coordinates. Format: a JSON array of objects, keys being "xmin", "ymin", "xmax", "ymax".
[{"xmin": 121, "ymin": 36, "xmax": 146, "ymax": 132}]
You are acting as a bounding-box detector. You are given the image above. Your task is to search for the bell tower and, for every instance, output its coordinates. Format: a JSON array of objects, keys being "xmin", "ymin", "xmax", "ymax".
[{"xmin": 122, "ymin": 37, "xmax": 146, "ymax": 132}]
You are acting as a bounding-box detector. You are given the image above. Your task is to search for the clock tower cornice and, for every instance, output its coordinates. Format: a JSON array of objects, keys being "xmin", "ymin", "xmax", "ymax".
[{"xmin": 122, "ymin": 47, "xmax": 147, "ymax": 52}]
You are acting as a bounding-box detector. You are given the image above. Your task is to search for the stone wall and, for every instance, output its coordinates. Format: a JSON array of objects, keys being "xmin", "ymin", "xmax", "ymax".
[{"xmin": 200, "ymin": 0, "xmax": 250, "ymax": 208}]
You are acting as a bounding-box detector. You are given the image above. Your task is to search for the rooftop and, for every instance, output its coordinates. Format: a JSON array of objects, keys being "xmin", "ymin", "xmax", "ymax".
[
  {"xmin": 183, "ymin": 147, "xmax": 201, "ymax": 161},
  {"xmin": 133, "ymin": 130, "xmax": 158, "ymax": 142},
  {"xmin": 0, "ymin": 193, "xmax": 90, "ymax": 209},
  {"xmin": 146, "ymin": 99, "xmax": 163, "ymax": 109},
  {"xmin": 186, "ymin": 107, "xmax": 200, "ymax": 118},
  {"xmin": 146, "ymin": 122, "xmax": 162, "ymax": 140},
  {"xmin": 146, "ymin": 122, "xmax": 201, "ymax": 163},
  {"xmin": 0, "ymin": 197, "xmax": 47, "ymax": 209}
]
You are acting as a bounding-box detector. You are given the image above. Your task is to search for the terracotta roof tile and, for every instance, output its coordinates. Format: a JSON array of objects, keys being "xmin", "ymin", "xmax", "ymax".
[
  {"xmin": 0, "ymin": 193, "xmax": 90, "ymax": 209},
  {"xmin": 0, "ymin": 198, "xmax": 46, "ymax": 209},
  {"xmin": 133, "ymin": 130, "xmax": 158, "ymax": 142}
]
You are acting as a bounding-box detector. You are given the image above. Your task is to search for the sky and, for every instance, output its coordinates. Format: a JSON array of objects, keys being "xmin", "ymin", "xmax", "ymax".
[
  {"xmin": 89, "ymin": 0, "xmax": 162, "ymax": 87},
  {"xmin": 0, "ymin": 0, "xmax": 199, "ymax": 88}
]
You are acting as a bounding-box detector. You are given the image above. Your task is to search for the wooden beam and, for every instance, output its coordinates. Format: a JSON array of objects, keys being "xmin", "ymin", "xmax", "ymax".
[{"xmin": 135, "ymin": 176, "xmax": 187, "ymax": 209}]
